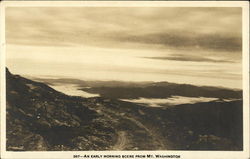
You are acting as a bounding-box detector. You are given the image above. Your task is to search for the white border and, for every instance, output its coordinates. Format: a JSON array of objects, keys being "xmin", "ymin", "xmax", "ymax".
[{"xmin": 0, "ymin": 1, "xmax": 249, "ymax": 159}]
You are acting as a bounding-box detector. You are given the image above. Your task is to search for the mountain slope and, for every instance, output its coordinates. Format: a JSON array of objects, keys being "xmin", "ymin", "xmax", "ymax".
[
  {"xmin": 6, "ymin": 68, "xmax": 243, "ymax": 151},
  {"xmin": 6, "ymin": 68, "xmax": 170, "ymax": 150},
  {"xmin": 6, "ymin": 68, "xmax": 117, "ymax": 150}
]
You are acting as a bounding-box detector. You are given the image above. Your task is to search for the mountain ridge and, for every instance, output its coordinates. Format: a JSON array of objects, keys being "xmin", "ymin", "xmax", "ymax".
[{"xmin": 31, "ymin": 77, "xmax": 242, "ymax": 99}]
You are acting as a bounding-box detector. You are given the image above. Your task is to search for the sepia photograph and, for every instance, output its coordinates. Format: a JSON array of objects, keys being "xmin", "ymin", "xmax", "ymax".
[{"xmin": 0, "ymin": 1, "xmax": 249, "ymax": 159}]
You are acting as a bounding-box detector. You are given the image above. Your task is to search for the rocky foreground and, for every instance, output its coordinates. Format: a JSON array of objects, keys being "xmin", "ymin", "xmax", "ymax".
[{"xmin": 6, "ymin": 68, "xmax": 243, "ymax": 151}]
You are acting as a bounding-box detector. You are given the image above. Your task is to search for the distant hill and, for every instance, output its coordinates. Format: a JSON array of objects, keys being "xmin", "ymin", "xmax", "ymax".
[
  {"xmin": 33, "ymin": 78, "xmax": 242, "ymax": 99},
  {"xmin": 6, "ymin": 68, "xmax": 243, "ymax": 151}
]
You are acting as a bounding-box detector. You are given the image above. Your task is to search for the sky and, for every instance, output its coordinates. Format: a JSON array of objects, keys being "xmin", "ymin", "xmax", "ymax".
[{"xmin": 6, "ymin": 7, "xmax": 242, "ymax": 89}]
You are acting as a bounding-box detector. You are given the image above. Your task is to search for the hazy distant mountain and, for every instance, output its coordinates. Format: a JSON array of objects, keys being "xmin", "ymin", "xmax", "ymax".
[
  {"xmin": 34, "ymin": 78, "xmax": 242, "ymax": 99},
  {"xmin": 7, "ymin": 68, "xmax": 243, "ymax": 151}
]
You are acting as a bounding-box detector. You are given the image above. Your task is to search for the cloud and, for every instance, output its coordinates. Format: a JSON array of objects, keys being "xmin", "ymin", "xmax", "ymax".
[
  {"xmin": 6, "ymin": 7, "xmax": 242, "ymax": 52},
  {"xmin": 115, "ymin": 32, "xmax": 241, "ymax": 52},
  {"xmin": 143, "ymin": 54, "xmax": 234, "ymax": 63}
]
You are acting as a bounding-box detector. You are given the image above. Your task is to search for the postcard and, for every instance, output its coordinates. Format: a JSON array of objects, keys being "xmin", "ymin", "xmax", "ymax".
[{"xmin": 0, "ymin": 1, "xmax": 249, "ymax": 159}]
